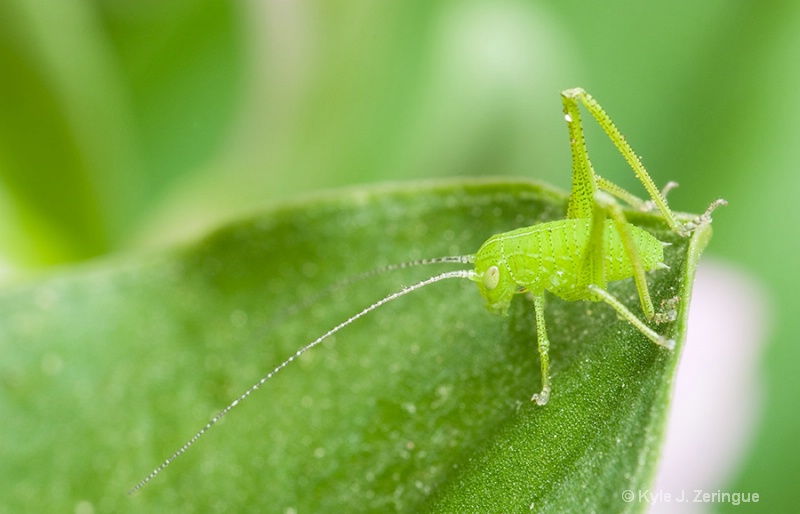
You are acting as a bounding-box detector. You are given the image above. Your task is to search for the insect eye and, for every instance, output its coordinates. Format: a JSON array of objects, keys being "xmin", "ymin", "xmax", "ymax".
[{"xmin": 483, "ymin": 265, "xmax": 500, "ymax": 290}]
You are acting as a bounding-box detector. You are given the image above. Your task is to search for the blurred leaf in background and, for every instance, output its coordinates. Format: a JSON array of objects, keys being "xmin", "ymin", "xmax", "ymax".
[
  {"xmin": 0, "ymin": 0, "xmax": 243, "ymax": 267},
  {"xmin": 1, "ymin": 0, "xmax": 799, "ymax": 512}
]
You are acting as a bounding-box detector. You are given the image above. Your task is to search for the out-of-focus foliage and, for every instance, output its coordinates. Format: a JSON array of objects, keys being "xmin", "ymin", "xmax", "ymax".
[
  {"xmin": 1, "ymin": 1, "xmax": 798, "ymax": 512},
  {"xmin": 0, "ymin": 0, "xmax": 242, "ymax": 265}
]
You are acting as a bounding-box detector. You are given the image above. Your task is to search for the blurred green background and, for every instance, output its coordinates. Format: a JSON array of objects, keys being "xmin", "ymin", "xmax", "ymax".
[{"xmin": 1, "ymin": 1, "xmax": 797, "ymax": 511}]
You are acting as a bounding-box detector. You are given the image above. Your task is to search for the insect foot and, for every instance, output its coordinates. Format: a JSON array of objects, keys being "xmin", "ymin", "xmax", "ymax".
[
  {"xmin": 658, "ymin": 336, "xmax": 676, "ymax": 351},
  {"xmin": 532, "ymin": 386, "xmax": 551, "ymax": 406},
  {"xmin": 682, "ymin": 198, "xmax": 728, "ymax": 234}
]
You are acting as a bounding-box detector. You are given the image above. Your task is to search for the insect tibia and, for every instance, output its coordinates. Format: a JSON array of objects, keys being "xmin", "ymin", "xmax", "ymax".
[
  {"xmin": 128, "ymin": 269, "xmax": 474, "ymax": 494},
  {"xmin": 587, "ymin": 285, "xmax": 673, "ymax": 350}
]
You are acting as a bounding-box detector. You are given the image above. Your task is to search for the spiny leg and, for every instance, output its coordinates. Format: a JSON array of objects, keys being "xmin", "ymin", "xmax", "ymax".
[
  {"xmin": 577, "ymin": 188, "xmax": 663, "ymax": 344},
  {"xmin": 596, "ymin": 175, "xmax": 649, "ymax": 210},
  {"xmin": 531, "ymin": 293, "xmax": 552, "ymax": 405},
  {"xmin": 594, "ymin": 191, "xmax": 656, "ymax": 321},
  {"xmin": 561, "ymin": 88, "xmax": 688, "ymax": 236},
  {"xmin": 577, "ymin": 195, "xmax": 610, "ymax": 295},
  {"xmin": 577, "ymin": 188, "xmax": 659, "ymax": 324},
  {"xmin": 587, "ymin": 285, "xmax": 675, "ymax": 350},
  {"xmin": 561, "ymin": 90, "xmax": 599, "ymax": 221},
  {"xmin": 595, "ymin": 176, "xmax": 680, "ymax": 212}
]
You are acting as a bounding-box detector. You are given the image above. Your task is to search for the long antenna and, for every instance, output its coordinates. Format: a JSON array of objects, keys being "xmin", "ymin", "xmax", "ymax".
[
  {"xmin": 129, "ymin": 268, "xmax": 476, "ymax": 495},
  {"xmin": 284, "ymin": 255, "xmax": 475, "ymax": 317}
]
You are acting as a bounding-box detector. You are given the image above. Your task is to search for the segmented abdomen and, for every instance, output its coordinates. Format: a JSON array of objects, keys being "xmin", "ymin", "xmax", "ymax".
[{"xmin": 479, "ymin": 218, "xmax": 663, "ymax": 301}]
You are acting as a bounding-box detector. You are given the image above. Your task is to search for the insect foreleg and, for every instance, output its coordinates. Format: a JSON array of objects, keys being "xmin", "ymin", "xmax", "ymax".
[
  {"xmin": 530, "ymin": 293, "xmax": 552, "ymax": 405},
  {"xmin": 586, "ymin": 285, "xmax": 675, "ymax": 350}
]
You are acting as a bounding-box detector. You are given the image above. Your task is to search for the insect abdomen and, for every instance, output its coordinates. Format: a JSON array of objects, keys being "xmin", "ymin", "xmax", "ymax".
[
  {"xmin": 498, "ymin": 220, "xmax": 587, "ymax": 298},
  {"xmin": 482, "ymin": 219, "xmax": 663, "ymax": 302},
  {"xmin": 602, "ymin": 222, "xmax": 664, "ymax": 283}
]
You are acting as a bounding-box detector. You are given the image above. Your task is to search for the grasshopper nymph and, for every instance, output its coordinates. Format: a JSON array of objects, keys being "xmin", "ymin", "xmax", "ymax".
[{"xmin": 129, "ymin": 88, "xmax": 724, "ymax": 494}]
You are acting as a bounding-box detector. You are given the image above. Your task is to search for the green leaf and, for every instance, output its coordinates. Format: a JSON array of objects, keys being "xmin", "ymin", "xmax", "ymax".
[
  {"xmin": 0, "ymin": 178, "xmax": 710, "ymax": 513},
  {"xmin": 0, "ymin": 0, "xmax": 243, "ymax": 265}
]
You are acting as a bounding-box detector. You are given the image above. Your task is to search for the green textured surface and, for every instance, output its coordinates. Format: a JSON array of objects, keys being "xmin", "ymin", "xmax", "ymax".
[{"xmin": 0, "ymin": 178, "xmax": 709, "ymax": 513}]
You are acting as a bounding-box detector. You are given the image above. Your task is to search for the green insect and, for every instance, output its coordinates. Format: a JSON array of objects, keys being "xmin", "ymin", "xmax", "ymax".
[{"xmin": 129, "ymin": 87, "xmax": 724, "ymax": 494}]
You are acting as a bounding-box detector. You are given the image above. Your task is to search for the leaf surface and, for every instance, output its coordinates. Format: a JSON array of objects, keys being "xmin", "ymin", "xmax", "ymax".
[{"xmin": 0, "ymin": 178, "xmax": 710, "ymax": 513}]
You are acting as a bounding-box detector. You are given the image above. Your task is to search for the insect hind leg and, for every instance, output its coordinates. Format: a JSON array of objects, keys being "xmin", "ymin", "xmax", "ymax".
[
  {"xmin": 587, "ymin": 285, "xmax": 675, "ymax": 350},
  {"xmin": 561, "ymin": 88, "xmax": 689, "ymax": 236},
  {"xmin": 593, "ymin": 191, "xmax": 656, "ymax": 321}
]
